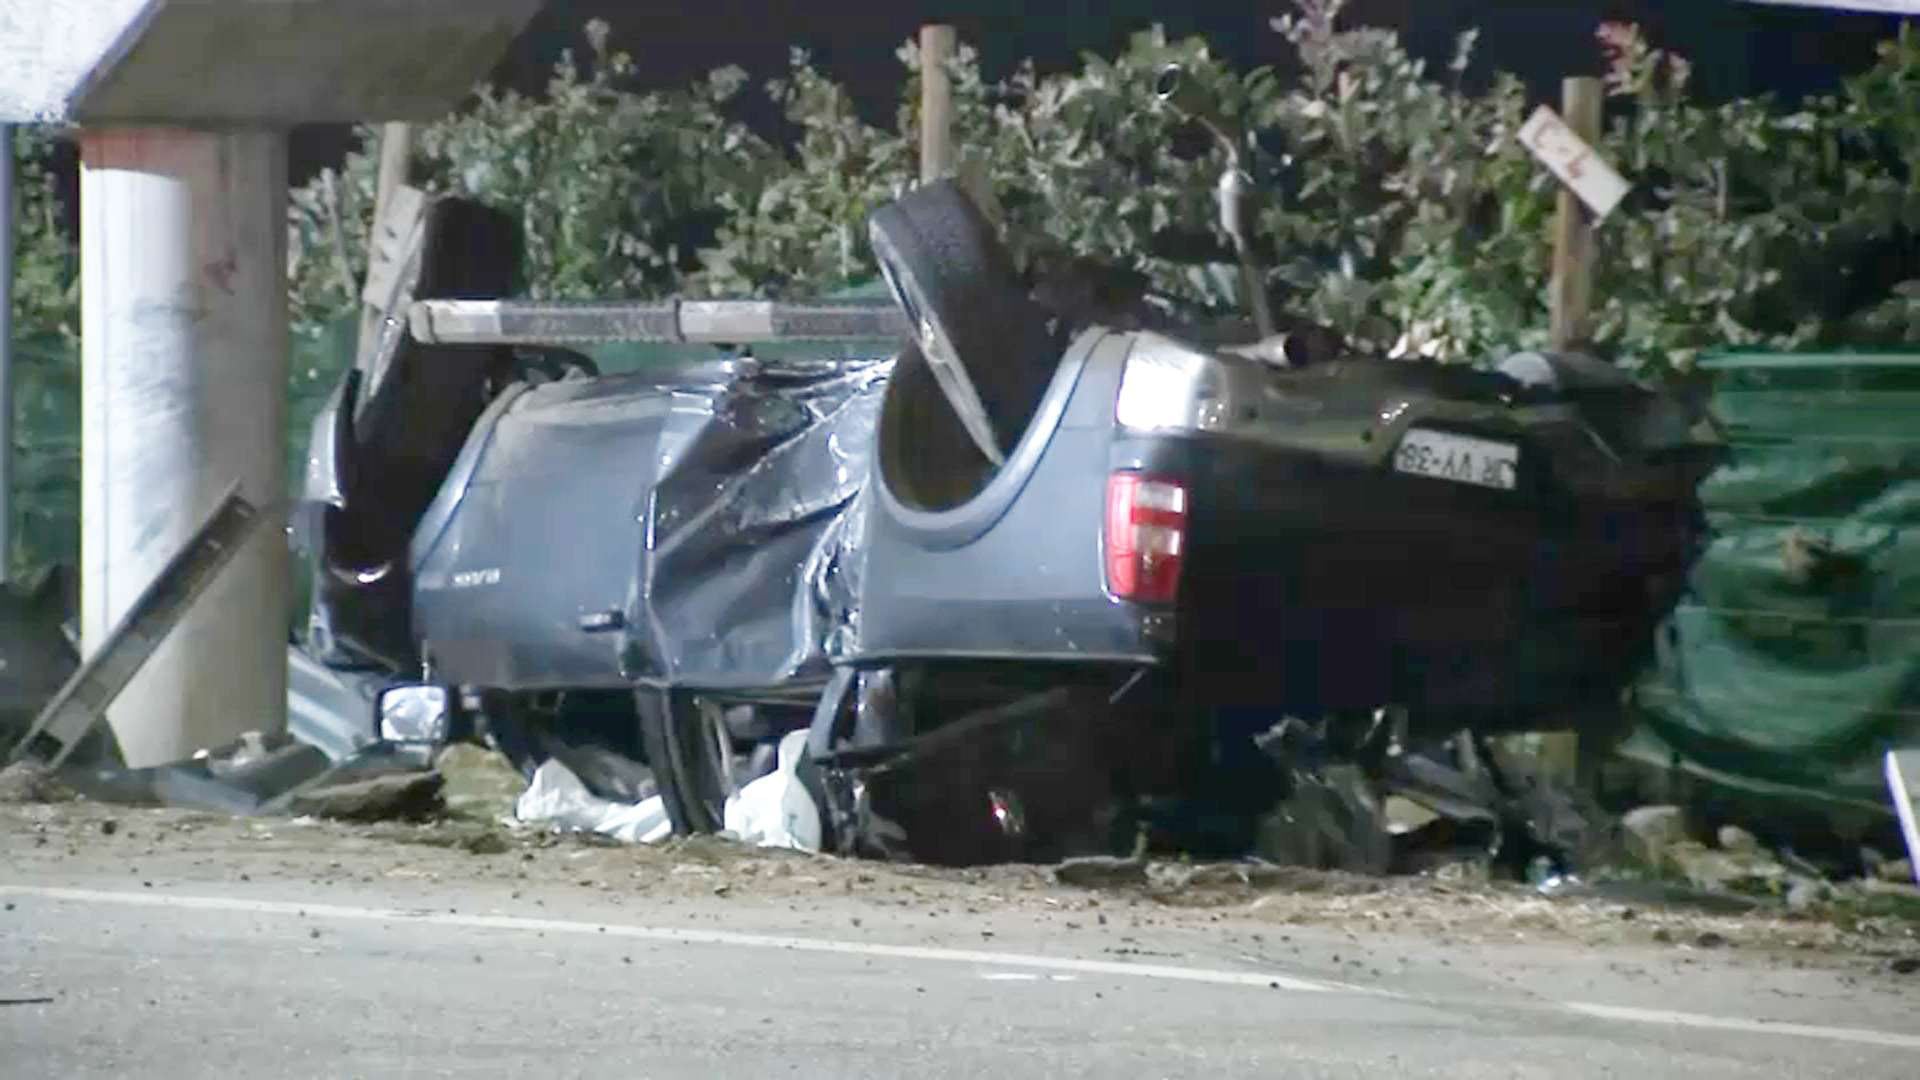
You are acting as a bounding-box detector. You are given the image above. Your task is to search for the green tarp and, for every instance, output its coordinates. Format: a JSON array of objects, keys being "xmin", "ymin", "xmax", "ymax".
[{"xmin": 1629, "ymin": 351, "xmax": 1920, "ymax": 813}]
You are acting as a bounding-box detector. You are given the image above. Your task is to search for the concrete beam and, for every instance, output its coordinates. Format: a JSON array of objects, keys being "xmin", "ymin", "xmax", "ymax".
[
  {"xmin": 0, "ymin": 1, "xmax": 542, "ymax": 125},
  {"xmin": 0, "ymin": 1, "xmax": 150, "ymax": 123}
]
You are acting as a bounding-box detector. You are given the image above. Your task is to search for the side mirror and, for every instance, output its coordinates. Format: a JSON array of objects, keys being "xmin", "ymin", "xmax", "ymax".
[{"xmin": 376, "ymin": 683, "xmax": 453, "ymax": 746}]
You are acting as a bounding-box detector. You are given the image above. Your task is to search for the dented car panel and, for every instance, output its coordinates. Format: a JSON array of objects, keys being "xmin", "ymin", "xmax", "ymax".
[{"xmin": 403, "ymin": 359, "xmax": 889, "ymax": 694}]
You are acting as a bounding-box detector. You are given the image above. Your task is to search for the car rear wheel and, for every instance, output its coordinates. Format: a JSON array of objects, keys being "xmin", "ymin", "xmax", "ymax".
[{"xmin": 636, "ymin": 689, "xmax": 735, "ymax": 835}]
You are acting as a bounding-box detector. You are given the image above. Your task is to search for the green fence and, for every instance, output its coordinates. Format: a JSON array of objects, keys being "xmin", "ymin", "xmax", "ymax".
[{"xmin": 1629, "ymin": 351, "xmax": 1920, "ymax": 812}]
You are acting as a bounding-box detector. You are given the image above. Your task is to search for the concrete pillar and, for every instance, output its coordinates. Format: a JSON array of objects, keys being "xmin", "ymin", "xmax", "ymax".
[{"xmin": 80, "ymin": 128, "xmax": 289, "ymax": 767}]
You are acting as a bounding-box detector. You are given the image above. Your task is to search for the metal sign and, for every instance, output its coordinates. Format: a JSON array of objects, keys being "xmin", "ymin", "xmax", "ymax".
[{"xmin": 1517, "ymin": 105, "xmax": 1632, "ymax": 221}]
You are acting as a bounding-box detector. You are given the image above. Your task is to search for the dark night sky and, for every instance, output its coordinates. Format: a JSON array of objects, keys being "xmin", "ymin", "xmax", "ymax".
[
  {"xmin": 289, "ymin": 1, "xmax": 1911, "ymax": 181},
  {"xmin": 504, "ymin": 0, "xmax": 1906, "ymax": 102}
]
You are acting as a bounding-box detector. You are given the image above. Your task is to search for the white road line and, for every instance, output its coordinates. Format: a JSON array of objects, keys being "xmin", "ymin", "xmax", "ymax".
[
  {"xmin": 10, "ymin": 884, "xmax": 1915, "ymax": 1052},
  {"xmin": 1563, "ymin": 1002, "xmax": 1920, "ymax": 1052},
  {"xmin": 0, "ymin": 885, "xmax": 1334, "ymax": 994}
]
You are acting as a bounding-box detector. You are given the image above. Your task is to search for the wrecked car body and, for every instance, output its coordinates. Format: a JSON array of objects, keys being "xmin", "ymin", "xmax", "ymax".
[{"xmin": 293, "ymin": 73, "xmax": 1720, "ymax": 867}]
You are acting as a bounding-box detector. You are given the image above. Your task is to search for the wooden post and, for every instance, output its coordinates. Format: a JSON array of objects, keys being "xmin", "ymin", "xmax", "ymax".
[
  {"xmin": 1533, "ymin": 77, "xmax": 1606, "ymax": 790},
  {"xmin": 356, "ymin": 121, "xmax": 414, "ymax": 368},
  {"xmin": 919, "ymin": 25, "xmax": 956, "ymax": 184},
  {"xmin": 1549, "ymin": 77, "xmax": 1602, "ymax": 351}
]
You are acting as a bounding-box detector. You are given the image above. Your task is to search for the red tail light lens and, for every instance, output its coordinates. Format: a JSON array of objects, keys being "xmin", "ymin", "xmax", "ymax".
[{"xmin": 1105, "ymin": 472, "xmax": 1188, "ymax": 604}]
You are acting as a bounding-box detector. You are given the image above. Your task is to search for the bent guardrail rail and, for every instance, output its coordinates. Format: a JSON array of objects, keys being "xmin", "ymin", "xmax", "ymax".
[
  {"xmin": 8, "ymin": 484, "xmax": 264, "ymax": 768},
  {"xmin": 408, "ymin": 299, "xmax": 912, "ymax": 347}
]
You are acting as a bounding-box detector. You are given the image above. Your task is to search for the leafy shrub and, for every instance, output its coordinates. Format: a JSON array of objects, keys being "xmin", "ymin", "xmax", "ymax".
[{"xmin": 10, "ymin": 2, "xmax": 1920, "ymax": 574}]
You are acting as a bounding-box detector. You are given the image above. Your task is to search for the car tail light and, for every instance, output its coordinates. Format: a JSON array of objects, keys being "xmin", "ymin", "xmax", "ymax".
[{"xmin": 1105, "ymin": 472, "xmax": 1188, "ymax": 604}]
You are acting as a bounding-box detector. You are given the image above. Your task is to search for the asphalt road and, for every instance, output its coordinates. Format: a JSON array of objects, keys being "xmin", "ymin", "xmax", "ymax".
[{"xmin": 4, "ymin": 866, "xmax": 1917, "ymax": 1079}]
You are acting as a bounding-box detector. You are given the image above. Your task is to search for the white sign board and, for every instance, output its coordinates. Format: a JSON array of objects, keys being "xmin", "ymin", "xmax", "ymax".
[{"xmin": 1517, "ymin": 105, "xmax": 1632, "ymax": 221}]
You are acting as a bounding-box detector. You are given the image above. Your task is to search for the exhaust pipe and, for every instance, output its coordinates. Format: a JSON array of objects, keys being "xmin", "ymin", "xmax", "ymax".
[
  {"xmin": 1154, "ymin": 64, "xmax": 1243, "ymax": 163},
  {"xmin": 1153, "ymin": 64, "xmax": 1279, "ymax": 347}
]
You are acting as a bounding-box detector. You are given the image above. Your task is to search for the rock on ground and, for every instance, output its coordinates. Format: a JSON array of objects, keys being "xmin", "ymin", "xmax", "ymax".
[
  {"xmin": 1620, "ymin": 805, "xmax": 1688, "ymax": 867},
  {"xmin": 435, "ymin": 743, "xmax": 526, "ymax": 823},
  {"xmin": 0, "ymin": 760, "xmax": 77, "ymax": 804},
  {"xmin": 285, "ymin": 770, "xmax": 445, "ymax": 823},
  {"xmin": 1663, "ymin": 839, "xmax": 1791, "ymax": 894}
]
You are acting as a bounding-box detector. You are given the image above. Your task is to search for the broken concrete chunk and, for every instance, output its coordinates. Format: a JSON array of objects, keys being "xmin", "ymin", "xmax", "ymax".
[
  {"xmin": 436, "ymin": 742, "xmax": 527, "ymax": 822},
  {"xmin": 1050, "ymin": 855, "xmax": 1149, "ymax": 889},
  {"xmin": 285, "ymin": 770, "xmax": 445, "ymax": 823},
  {"xmin": 1716, "ymin": 824, "xmax": 1761, "ymax": 854},
  {"xmin": 1620, "ymin": 805, "xmax": 1688, "ymax": 867},
  {"xmin": 1876, "ymin": 858, "xmax": 1914, "ymax": 885},
  {"xmin": 1785, "ymin": 877, "xmax": 1830, "ymax": 913},
  {"xmin": 1664, "ymin": 839, "xmax": 1790, "ymax": 894},
  {"xmin": 0, "ymin": 760, "xmax": 77, "ymax": 804}
]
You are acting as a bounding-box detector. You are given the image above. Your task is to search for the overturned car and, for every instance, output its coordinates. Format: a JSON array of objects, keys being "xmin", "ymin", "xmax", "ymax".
[{"xmin": 295, "ymin": 71, "xmax": 1720, "ymax": 866}]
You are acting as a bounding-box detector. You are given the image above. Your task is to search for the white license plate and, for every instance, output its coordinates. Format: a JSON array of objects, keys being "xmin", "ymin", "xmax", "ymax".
[{"xmin": 1393, "ymin": 429, "xmax": 1519, "ymax": 490}]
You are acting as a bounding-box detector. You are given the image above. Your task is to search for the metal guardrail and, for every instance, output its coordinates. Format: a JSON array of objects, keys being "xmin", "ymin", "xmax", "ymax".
[
  {"xmin": 408, "ymin": 299, "xmax": 912, "ymax": 347},
  {"xmin": 8, "ymin": 485, "xmax": 264, "ymax": 768}
]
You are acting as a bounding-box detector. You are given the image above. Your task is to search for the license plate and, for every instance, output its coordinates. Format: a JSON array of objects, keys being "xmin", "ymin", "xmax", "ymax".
[{"xmin": 1393, "ymin": 429, "xmax": 1518, "ymax": 491}]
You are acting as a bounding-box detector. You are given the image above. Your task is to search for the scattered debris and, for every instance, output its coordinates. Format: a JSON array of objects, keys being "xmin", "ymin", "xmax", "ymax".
[
  {"xmin": 61, "ymin": 736, "xmax": 335, "ymax": 815},
  {"xmin": 721, "ymin": 730, "xmax": 822, "ymax": 854},
  {"xmin": 1253, "ymin": 763, "xmax": 1392, "ymax": 876},
  {"xmin": 1661, "ymin": 840, "xmax": 1792, "ymax": 895},
  {"xmin": 460, "ymin": 829, "xmax": 513, "ymax": 856},
  {"xmin": 285, "ymin": 769, "xmax": 444, "ymax": 823},
  {"xmin": 1786, "ymin": 879, "xmax": 1828, "ymax": 913},
  {"xmin": 515, "ymin": 757, "xmax": 669, "ymax": 845},
  {"xmin": 1620, "ymin": 805, "xmax": 1689, "ymax": 867}
]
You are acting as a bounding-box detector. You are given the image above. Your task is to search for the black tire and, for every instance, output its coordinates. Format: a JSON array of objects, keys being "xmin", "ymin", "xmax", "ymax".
[
  {"xmin": 866, "ymin": 181, "xmax": 1056, "ymax": 463},
  {"xmin": 636, "ymin": 689, "xmax": 732, "ymax": 835}
]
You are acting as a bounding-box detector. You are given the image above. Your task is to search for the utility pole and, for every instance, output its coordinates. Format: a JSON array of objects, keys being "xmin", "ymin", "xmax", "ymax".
[
  {"xmin": 919, "ymin": 25, "xmax": 956, "ymax": 184},
  {"xmin": 1517, "ymin": 73, "xmax": 1630, "ymax": 792},
  {"xmin": 357, "ymin": 121, "xmax": 414, "ymax": 369},
  {"xmin": 1549, "ymin": 77, "xmax": 1603, "ymax": 350},
  {"xmin": 1537, "ymin": 77, "xmax": 1606, "ymax": 790}
]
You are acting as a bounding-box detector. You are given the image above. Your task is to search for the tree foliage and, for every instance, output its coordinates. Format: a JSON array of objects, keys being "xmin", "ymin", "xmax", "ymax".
[
  {"xmin": 9, "ymin": 2, "xmax": 1920, "ymax": 572},
  {"xmin": 7, "ymin": 128, "xmax": 80, "ymax": 574},
  {"xmin": 280, "ymin": 3, "xmax": 1920, "ymax": 371}
]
